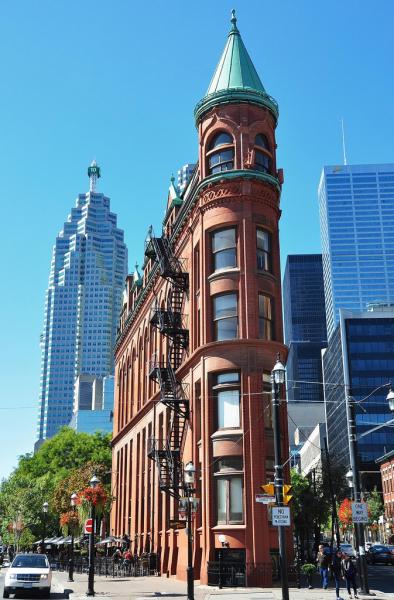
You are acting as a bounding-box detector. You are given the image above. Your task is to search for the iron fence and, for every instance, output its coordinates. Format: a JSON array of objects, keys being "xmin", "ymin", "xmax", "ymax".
[{"xmin": 51, "ymin": 555, "xmax": 157, "ymax": 578}]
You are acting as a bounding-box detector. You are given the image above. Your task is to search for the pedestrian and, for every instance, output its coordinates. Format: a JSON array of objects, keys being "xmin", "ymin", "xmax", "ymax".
[
  {"xmin": 341, "ymin": 553, "xmax": 359, "ymax": 599},
  {"xmin": 331, "ymin": 549, "xmax": 344, "ymax": 600},
  {"xmin": 316, "ymin": 544, "xmax": 330, "ymax": 590}
]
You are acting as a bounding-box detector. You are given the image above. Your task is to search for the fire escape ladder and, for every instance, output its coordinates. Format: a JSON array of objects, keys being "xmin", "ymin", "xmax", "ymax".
[{"xmin": 145, "ymin": 226, "xmax": 189, "ymax": 499}]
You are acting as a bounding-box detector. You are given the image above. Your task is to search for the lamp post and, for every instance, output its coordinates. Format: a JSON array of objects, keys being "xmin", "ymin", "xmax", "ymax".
[
  {"xmin": 271, "ymin": 355, "xmax": 289, "ymax": 600},
  {"xmin": 346, "ymin": 386, "xmax": 394, "ymax": 595},
  {"xmin": 184, "ymin": 462, "xmax": 196, "ymax": 600},
  {"xmin": 41, "ymin": 502, "xmax": 49, "ymax": 552},
  {"xmin": 68, "ymin": 493, "xmax": 77, "ymax": 582},
  {"xmin": 87, "ymin": 475, "xmax": 99, "ymax": 596}
]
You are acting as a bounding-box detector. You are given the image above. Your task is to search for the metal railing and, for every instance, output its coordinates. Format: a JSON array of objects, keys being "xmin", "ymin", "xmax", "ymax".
[{"xmin": 51, "ymin": 555, "xmax": 157, "ymax": 578}]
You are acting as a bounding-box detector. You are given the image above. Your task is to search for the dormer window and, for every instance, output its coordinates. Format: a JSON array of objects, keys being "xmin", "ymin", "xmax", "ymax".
[
  {"xmin": 207, "ymin": 132, "xmax": 234, "ymax": 175},
  {"xmin": 254, "ymin": 134, "xmax": 271, "ymax": 174}
]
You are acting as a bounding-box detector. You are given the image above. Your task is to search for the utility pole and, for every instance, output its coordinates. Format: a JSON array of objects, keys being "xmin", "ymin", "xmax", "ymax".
[
  {"xmin": 346, "ymin": 393, "xmax": 369, "ymax": 595},
  {"xmin": 271, "ymin": 357, "xmax": 289, "ymax": 600}
]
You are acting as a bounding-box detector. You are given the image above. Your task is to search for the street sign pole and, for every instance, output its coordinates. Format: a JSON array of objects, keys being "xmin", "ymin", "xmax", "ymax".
[{"xmin": 271, "ymin": 368, "xmax": 289, "ymax": 600}]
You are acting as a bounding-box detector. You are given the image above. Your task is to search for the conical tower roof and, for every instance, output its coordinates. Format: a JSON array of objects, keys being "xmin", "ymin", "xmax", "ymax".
[{"xmin": 194, "ymin": 11, "xmax": 278, "ymax": 125}]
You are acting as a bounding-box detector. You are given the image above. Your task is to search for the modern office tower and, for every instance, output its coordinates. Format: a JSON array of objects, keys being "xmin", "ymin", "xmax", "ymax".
[
  {"xmin": 112, "ymin": 12, "xmax": 288, "ymax": 587},
  {"xmin": 322, "ymin": 306, "xmax": 394, "ymax": 491},
  {"xmin": 177, "ymin": 163, "xmax": 196, "ymax": 194},
  {"xmin": 36, "ymin": 163, "xmax": 127, "ymax": 445},
  {"xmin": 283, "ymin": 255, "xmax": 327, "ymax": 403},
  {"xmin": 69, "ymin": 375, "xmax": 114, "ymax": 434},
  {"xmin": 318, "ymin": 163, "xmax": 394, "ymax": 339}
]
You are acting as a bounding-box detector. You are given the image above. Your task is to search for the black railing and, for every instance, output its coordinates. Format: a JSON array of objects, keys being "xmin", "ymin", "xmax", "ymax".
[{"xmin": 50, "ymin": 555, "xmax": 157, "ymax": 578}]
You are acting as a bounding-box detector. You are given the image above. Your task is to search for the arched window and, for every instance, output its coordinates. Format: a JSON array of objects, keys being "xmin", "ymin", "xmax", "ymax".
[
  {"xmin": 207, "ymin": 131, "xmax": 234, "ymax": 175},
  {"xmin": 254, "ymin": 134, "xmax": 271, "ymax": 174}
]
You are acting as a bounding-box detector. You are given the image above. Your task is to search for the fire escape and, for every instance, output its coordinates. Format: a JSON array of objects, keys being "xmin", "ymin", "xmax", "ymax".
[{"xmin": 145, "ymin": 227, "xmax": 189, "ymax": 499}]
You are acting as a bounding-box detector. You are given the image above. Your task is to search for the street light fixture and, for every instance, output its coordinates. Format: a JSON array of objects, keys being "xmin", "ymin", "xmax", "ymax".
[
  {"xmin": 68, "ymin": 493, "xmax": 77, "ymax": 582},
  {"xmin": 386, "ymin": 387, "xmax": 394, "ymax": 413},
  {"xmin": 271, "ymin": 355, "xmax": 289, "ymax": 600},
  {"xmin": 87, "ymin": 475, "xmax": 99, "ymax": 596},
  {"xmin": 184, "ymin": 462, "xmax": 196, "ymax": 600},
  {"xmin": 41, "ymin": 502, "xmax": 49, "ymax": 552}
]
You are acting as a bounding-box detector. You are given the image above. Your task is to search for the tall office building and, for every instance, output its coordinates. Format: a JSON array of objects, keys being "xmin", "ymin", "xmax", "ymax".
[
  {"xmin": 283, "ymin": 254, "xmax": 327, "ymax": 403},
  {"xmin": 177, "ymin": 163, "xmax": 196, "ymax": 194},
  {"xmin": 318, "ymin": 164, "xmax": 394, "ymax": 339},
  {"xmin": 36, "ymin": 163, "xmax": 127, "ymax": 445},
  {"xmin": 322, "ymin": 306, "xmax": 394, "ymax": 490}
]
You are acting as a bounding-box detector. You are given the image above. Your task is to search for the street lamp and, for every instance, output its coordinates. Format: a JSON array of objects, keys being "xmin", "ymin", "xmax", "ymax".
[
  {"xmin": 386, "ymin": 387, "xmax": 394, "ymax": 412},
  {"xmin": 87, "ymin": 475, "xmax": 99, "ymax": 596},
  {"xmin": 68, "ymin": 493, "xmax": 77, "ymax": 582},
  {"xmin": 41, "ymin": 502, "xmax": 49, "ymax": 552},
  {"xmin": 184, "ymin": 462, "xmax": 196, "ymax": 600},
  {"xmin": 271, "ymin": 355, "xmax": 289, "ymax": 600}
]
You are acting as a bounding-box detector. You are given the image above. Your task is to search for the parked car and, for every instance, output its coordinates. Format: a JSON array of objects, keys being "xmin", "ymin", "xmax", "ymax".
[
  {"xmin": 366, "ymin": 545, "xmax": 394, "ymax": 565},
  {"xmin": 340, "ymin": 543, "xmax": 356, "ymax": 558},
  {"xmin": 3, "ymin": 553, "xmax": 52, "ymax": 597}
]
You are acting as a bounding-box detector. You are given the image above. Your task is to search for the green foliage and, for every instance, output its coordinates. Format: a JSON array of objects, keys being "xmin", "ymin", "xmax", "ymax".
[
  {"xmin": 0, "ymin": 428, "xmax": 112, "ymax": 544},
  {"xmin": 367, "ymin": 487, "xmax": 384, "ymax": 525},
  {"xmin": 301, "ymin": 563, "xmax": 317, "ymax": 575}
]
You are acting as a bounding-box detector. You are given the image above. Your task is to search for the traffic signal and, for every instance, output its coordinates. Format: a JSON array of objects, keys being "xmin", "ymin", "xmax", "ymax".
[
  {"xmin": 283, "ymin": 484, "xmax": 293, "ymax": 505},
  {"xmin": 261, "ymin": 483, "xmax": 275, "ymax": 496}
]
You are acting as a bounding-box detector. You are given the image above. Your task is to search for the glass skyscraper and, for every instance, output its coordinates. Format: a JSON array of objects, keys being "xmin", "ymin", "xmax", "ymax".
[
  {"xmin": 318, "ymin": 164, "xmax": 394, "ymax": 339},
  {"xmin": 322, "ymin": 307, "xmax": 394, "ymax": 490},
  {"xmin": 36, "ymin": 163, "xmax": 127, "ymax": 445},
  {"xmin": 283, "ymin": 254, "xmax": 327, "ymax": 402}
]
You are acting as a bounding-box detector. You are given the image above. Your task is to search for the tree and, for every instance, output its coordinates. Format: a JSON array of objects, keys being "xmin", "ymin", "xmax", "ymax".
[
  {"xmin": 0, "ymin": 428, "xmax": 112, "ymax": 545},
  {"xmin": 367, "ymin": 488, "xmax": 384, "ymax": 525}
]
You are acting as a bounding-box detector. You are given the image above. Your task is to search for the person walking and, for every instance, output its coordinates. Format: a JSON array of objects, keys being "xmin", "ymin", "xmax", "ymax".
[
  {"xmin": 332, "ymin": 549, "xmax": 344, "ymax": 600},
  {"xmin": 316, "ymin": 544, "xmax": 330, "ymax": 590},
  {"xmin": 341, "ymin": 553, "xmax": 359, "ymax": 599}
]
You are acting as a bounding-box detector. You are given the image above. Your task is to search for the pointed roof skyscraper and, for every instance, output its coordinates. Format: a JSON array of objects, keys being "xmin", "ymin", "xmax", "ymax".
[{"xmin": 195, "ymin": 10, "xmax": 278, "ymax": 124}]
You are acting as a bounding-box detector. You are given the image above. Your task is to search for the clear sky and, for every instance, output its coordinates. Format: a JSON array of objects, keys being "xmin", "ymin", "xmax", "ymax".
[{"xmin": 1, "ymin": 0, "xmax": 393, "ymax": 480}]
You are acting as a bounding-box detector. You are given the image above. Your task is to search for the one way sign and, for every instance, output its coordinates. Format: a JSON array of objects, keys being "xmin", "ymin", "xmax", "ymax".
[{"xmin": 352, "ymin": 502, "xmax": 368, "ymax": 524}]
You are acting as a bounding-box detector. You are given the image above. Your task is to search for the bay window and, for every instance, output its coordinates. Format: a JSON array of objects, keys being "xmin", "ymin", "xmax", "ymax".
[
  {"xmin": 213, "ymin": 293, "xmax": 238, "ymax": 341},
  {"xmin": 212, "ymin": 228, "xmax": 237, "ymax": 271},
  {"xmin": 259, "ymin": 294, "xmax": 273, "ymax": 340}
]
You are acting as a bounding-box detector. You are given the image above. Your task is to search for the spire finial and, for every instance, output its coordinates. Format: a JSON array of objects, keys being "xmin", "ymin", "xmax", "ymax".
[
  {"xmin": 87, "ymin": 160, "xmax": 101, "ymax": 192},
  {"xmin": 230, "ymin": 9, "xmax": 237, "ymax": 31},
  {"xmin": 135, "ymin": 262, "xmax": 139, "ymax": 271},
  {"xmin": 171, "ymin": 174, "xmax": 175, "ymax": 183}
]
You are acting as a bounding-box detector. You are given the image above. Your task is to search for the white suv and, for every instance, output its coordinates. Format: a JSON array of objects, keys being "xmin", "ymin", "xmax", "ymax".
[{"xmin": 3, "ymin": 554, "xmax": 52, "ymax": 598}]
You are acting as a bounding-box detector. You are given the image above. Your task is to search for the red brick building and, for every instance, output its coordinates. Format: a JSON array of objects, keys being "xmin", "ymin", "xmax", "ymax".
[
  {"xmin": 111, "ymin": 12, "xmax": 289, "ymax": 586},
  {"xmin": 378, "ymin": 450, "xmax": 394, "ymax": 521}
]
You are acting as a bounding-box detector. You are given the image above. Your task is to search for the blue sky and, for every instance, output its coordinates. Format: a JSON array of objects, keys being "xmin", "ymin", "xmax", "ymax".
[{"xmin": 1, "ymin": 0, "xmax": 393, "ymax": 480}]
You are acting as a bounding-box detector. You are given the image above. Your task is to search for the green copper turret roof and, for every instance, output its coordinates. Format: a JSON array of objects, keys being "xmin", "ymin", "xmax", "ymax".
[{"xmin": 194, "ymin": 10, "xmax": 278, "ymax": 125}]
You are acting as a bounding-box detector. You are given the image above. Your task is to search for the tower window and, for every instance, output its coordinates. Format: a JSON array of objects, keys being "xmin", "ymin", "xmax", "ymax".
[
  {"xmin": 256, "ymin": 228, "xmax": 272, "ymax": 272},
  {"xmin": 212, "ymin": 228, "xmax": 237, "ymax": 271},
  {"xmin": 254, "ymin": 134, "xmax": 272, "ymax": 174},
  {"xmin": 212, "ymin": 372, "xmax": 240, "ymax": 429},
  {"xmin": 213, "ymin": 293, "xmax": 238, "ymax": 341},
  {"xmin": 207, "ymin": 132, "xmax": 234, "ymax": 175},
  {"xmin": 258, "ymin": 294, "xmax": 273, "ymax": 340}
]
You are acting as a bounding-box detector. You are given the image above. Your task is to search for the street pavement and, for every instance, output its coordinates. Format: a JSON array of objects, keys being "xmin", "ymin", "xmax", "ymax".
[{"xmin": 1, "ymin": 566, "xmax": 394, "ymax": 600}]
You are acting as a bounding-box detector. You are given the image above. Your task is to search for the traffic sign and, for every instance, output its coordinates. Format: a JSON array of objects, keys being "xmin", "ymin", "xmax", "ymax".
[
  {"xmin": 255, "ymin": 494, "xmax": 275, "ymax": 504},
  {"xmin": 272, "ymin": 506, "xmax": 291, "ymax": 526},
  {"xmin": 283, "ymin": 484, "xmax": 293, "ymax": 505},
  {"xmin": 261, "ymin": 483, "xmax": 275, "ymax": 496},
  {"xmin": 352, "ymin": 502, "xmax": 369, "ymax": 524},
  {"xmin": 84, "ymin": 518, "xmax": 94, "ymax": 534}
]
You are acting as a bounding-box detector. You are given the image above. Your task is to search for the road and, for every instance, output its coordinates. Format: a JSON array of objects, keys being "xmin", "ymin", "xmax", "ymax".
[
  {"xmin": 0, "ymin": 564, "xmax": 393, "ymax": 599},
  {"xmin": 367, "ymin": 564, "xmax": 394, "ymax": 594}
]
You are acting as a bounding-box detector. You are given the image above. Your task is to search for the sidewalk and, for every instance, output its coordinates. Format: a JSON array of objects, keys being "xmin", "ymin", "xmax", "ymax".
[{"xmin": 53, "ymin": 570, "xmax": 394, "ymax": 600}]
